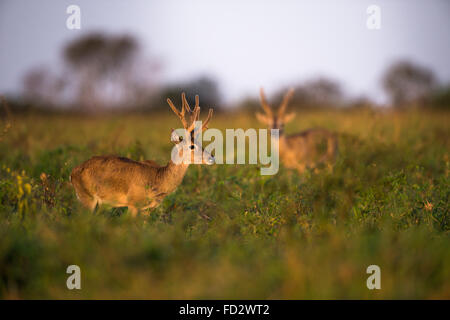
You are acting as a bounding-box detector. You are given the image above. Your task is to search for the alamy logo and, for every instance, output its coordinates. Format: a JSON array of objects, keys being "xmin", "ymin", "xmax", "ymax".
[
  {"xmin": 170, "ymin": 121, "xmax": 280, "ymax": 175},
  {"xmin": 366, "ymin": 5, "xmax": 381, "ymax": 30},
  {"xmin": 66, "ymin": 5, "xmax": 81, "ymax": 30},
  {"xmin": 366, "ymin": 265, "xmax": 381, "ymax": 290},
  {"xmin": 66, "ymin": 265, "xmax": 81, "ymax": 290}
]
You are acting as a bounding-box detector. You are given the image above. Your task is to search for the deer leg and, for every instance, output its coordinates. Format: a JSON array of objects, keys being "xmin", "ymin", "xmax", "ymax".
[
  {"xmin": 87, "ymin": 200, "xmax": 98, "ymax": 213},
  {"xmin": 75, "ymin": 191, "xmax": 98, "ymax": 213},
  {"xmin": 325, "ymin": 162, "xmax": 334, "ymax": 173},
  {"xmin": 296, "ymin": 163, "xmax": 306, "ymax": 175},
  {"xmin": 72, "ymin": 176, "xmax": 98, "ymax": 213},
  {"xmin": 127, "ymin": 206, "xmax": 139, "ymax": 217},
  {"xmin": 140, "ymin": 200, "xmax": 161, "ymax": 216}
]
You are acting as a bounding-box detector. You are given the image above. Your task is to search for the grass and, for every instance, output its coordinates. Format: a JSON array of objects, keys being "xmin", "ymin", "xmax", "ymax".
[{"xmin": 0, "ymin": 108, "xmax": 449, "ymax": 299}]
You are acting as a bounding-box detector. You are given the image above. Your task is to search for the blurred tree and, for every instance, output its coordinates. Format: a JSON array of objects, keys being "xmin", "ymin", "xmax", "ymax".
[
  {"xmin": 348, "ymin": 96, "xmax": 376, "ymax": 110},
  {"xmin": 382, "ymin": 60, "xmax": 436, "ymax": 108},
  {"xmin": 22, "ymin": 67, "xmax": 65, "ymax": 108},
  {"xmin": 63, "ymin": 33, "xmax": 152, "ymax": 111},
  {"xmin": 153, "ymin": 76, "xmax": 222, "ymax": 111},
  {"xmin": 235, "ymin": 96, "xmax": 260, "ymax": 112},
  {"xmin": 302, "ymin": 78, "xmax": 344, "ymax": 106},
  {"xmin": 429, "ymin": 85, "xmax": 450, "ymax": 110},
  {"xmin": 274, "ymin": 77, "xmax": 344, "ymax": 109}
]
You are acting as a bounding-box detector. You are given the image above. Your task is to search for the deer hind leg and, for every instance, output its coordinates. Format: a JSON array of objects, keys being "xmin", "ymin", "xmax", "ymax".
[
  {"xmin": 296, "ymin": 163, "xmax": 306, "ymax": 175},
  {"xmin": 325, "ymin": 161, "xmax": 335, "ymax": 173},
  {"xmin": 320, "ymin": 153, "xmax": 335, "ymax": 174},
  {"xmin": 75, "ymin": 190, "xmax": 98, "ymax": 212},
  {"xmin": 72, "ymin": 180, "xmax": 98, "ymax": 212}
]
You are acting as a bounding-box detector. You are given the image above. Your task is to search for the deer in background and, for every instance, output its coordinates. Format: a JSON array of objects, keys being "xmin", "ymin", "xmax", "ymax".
[
  {"xmin": 256, "ymin": 88, "xmax": 338, "ymax": 174},
  {"xmin": 70, "ymin": 93, "xmax": 214, "ymax": 216}
]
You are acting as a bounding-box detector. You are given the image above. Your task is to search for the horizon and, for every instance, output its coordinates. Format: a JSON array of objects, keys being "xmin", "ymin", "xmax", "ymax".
[{"xmin": 0, "ymin": 0, "xmax": 449, "ymax": 105}]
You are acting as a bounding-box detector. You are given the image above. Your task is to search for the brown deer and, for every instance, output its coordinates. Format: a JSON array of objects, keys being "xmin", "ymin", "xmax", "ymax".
[
  {"xmin": 256, "ymin": 88, "xmax": 338, "ymax": 174},
  {"xmin": 70, "ymin": 93, "xmax": 214, "ymax": 216}
]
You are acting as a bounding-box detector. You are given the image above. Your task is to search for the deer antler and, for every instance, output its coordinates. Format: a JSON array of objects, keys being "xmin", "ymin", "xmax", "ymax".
[
  {"xmin": 202, "ymin": 108, "xmax": 214, "ymax": 132},
  {"xmin": 168, "ymin": 93, "xmax": 211, "ymax": 133},
  {"xmin": 185, "ymin": 94, "xmax": 213, "ymax": 132},
  {"xmin": 278, "ymin": 88, "xmax": 294, "ymax": 117},
  {"xmin": 259, "ymin": 87, "xmax": 273, "ymax": 117},
  {"xmin": 167, "ymin": 93, "xmax": 188, "ymax": 130},
  {"xmin": 183, "ymin": 94, "xmax": 201, "ymax": 129}
]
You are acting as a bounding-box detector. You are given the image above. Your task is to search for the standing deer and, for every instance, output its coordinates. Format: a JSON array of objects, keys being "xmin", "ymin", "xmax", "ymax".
[
  {"xmin": 256, "ymin": 88, "xmax": 338, "ymax": 174},
  {"xmin": 70, "ymin": 93, "xmax": 214, "ymax": 216}
]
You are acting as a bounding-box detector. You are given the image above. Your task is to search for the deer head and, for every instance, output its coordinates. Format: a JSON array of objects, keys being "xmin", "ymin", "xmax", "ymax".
[
  {"xmin": 256, "ymin": 88, "xmax": 296, "ymax": 132},
  {"xmin": 167, "ymin": 92, "xmax": 215, "ymax": 165}
]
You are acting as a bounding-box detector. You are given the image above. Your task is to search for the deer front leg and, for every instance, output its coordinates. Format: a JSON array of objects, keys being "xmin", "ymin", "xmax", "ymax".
[
  {"xmin": 326, "ymin": 162, "xmax": 335, "ymax": 173},
  {"xmin": 127, "ymin": 206, "xmax": 139, "ymax": 217},
  {"xmin": 296, "ymin": 163, "xmax": 306, "ymax": 174},
  {"xmin": 140, "ymin": 200, "xmax": 162, "ymax": 215}
]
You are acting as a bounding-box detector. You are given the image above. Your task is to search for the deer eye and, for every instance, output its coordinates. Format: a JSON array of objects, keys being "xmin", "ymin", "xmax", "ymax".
[{"xmin": 190, "ymin": 145, "xmax": 195, "ymax": 150}]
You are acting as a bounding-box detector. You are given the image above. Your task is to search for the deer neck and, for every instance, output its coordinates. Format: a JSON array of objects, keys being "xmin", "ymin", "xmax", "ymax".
[{"xmin": 159, "ymin": 160, "xmax": 190, "ymax": 193}]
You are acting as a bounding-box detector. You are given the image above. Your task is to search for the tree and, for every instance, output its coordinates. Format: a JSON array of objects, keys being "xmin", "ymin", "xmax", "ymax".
[
  {"xmin": 382, "ymin": 60, "xmax": 436, "ymax": 108},
  {"xmin": 22, "ymin": 67, "xmax": 65, "ymax": 108},
  {"xmin": 63, "ymin": 33, "xmax": 141, "ymax": 111},
  {"xmin": 429, "ymin": 85, "xmax": 450, "ymax": 110},
  {"xmin": 302, "ymin": 77, "xmax": 344, "ymax": 107},
  {"xmin": 273, "ymin": 77, "xmax": 344, "ymax": 109},
  {"xmin": 154, "ymin": 76, "xmax": 222, "ymax": 111}
]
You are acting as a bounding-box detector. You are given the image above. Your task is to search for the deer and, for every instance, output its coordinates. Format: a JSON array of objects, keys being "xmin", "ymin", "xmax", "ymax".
[
  {"xmin": 70, "ymin": 92, "xmax": 214, "ymax": 216},
  {"xmin": 256, "ymin": 88, "xmax": 338, "ymax": 174}
]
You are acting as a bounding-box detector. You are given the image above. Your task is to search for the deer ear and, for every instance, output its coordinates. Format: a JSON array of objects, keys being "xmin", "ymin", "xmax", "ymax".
[
  {"xmin": 256, "ymin": 112, "xmax": 270, "ymax": 124},
  {"xmin": 171, "ymin": 129, "xmax": 182, "ymax": 144},
  {"xmin": 283, "ymin": 112, "xmax": 296, "ymax": 124}
]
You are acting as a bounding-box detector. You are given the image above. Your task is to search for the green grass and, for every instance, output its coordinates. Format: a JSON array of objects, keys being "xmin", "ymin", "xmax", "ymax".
[{"xmin": 0, "ymin": 109, "xmax": 449, "ymax": 299}]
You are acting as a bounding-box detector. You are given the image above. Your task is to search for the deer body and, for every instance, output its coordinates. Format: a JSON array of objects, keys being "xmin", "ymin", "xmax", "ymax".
[
  {"xmin": 70, "ymin": 156, "xmax": 189, "ymax": 215},
  {"xmin": 258, "ymin": 88, "xmax": 338, "ymax": 174},
  {"xmin": 71, "ymin": 93, "xmax": 214, "ymax": 215},
  {"xmin": 277, "ymin": 128, "xmax": 337, "ymax": 173}
]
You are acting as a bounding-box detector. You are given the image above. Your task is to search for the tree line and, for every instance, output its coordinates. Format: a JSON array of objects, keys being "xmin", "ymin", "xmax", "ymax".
[{"xmin": 8, "ymin": 32, "xmax": 450, "ymax": 113}]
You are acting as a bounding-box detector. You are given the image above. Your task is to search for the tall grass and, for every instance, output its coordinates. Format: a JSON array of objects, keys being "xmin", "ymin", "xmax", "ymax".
[{"xmin": 0, "ymin": 109, "xmax": 449, "ymax": 298}]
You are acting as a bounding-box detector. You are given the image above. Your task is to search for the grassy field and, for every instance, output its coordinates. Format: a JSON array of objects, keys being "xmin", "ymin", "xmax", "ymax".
[{"xmin": 0, "ymin": 108, "xmax": 449, "ymax": 299}]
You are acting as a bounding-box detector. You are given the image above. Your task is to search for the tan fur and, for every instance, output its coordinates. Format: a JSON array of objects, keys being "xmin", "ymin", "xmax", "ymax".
[
  {"xmin": 258, "ymin": 88, "xmax": 338, "ymax": 174},
  {"xmin": 70, "ymin": 156, "xmax": 189, "ymax": 215},
  {"xmin": 70, "ymin": 93, "xmax": 214, "ymax": 216},
  {"xmin": 279, "ymin": 128, "xmax": 338, "ymax": 173}
]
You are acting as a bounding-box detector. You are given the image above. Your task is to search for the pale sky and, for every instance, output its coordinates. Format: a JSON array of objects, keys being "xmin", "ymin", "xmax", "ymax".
[{"xmin": 0, "ymin": 0, "xmax": 449, "ymax": 104}]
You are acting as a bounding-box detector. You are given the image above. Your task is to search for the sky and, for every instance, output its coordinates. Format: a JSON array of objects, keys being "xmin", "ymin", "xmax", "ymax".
[{"xmin": 0, "ymin": 0, "xmax": 449, "ymax": 104}]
